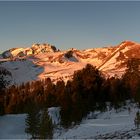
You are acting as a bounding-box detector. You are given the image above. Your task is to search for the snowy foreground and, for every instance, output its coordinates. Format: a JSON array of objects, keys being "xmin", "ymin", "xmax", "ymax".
[
  {"xmin": 0, "ymin": 114, "xmax": 27, "ymax": 139},
  {"xmin": 0, "ymin": 103, "xmax": 140, "ymax": 139}
]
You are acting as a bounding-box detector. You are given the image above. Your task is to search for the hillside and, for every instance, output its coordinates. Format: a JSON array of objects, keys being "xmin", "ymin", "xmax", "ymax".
[
  {"xmin": 0, "ymin": 40, "xmax": 140, "ymax": 85},
  {"xmin": 0, "ymin": 103, "xmax": 140, "ymax": 139}
]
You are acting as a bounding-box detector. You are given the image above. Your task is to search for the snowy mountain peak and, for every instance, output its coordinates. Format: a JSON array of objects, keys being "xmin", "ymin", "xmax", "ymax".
[
  {"xmin": 1, "ymin": 40, "xmax": 140, "ymax": 85},
  {"xmin": 119, "ymin": 40, "xmax": 137, "ymax": 48},
  {"xmin": 31, "ymin": 43, "xmax": 57, "ymax": 54},
  {"xmin": 1, "ymin": 42, "xmax": 58, "ymax": 58}
]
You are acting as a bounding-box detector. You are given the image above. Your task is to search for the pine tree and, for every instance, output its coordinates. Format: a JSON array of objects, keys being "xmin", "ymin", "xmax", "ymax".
[
  {"xmin": 25, "ymin": 105, "xmax": 40, "ymax": 139},
  {"xmin": 39, "ymin": 108, "xmax": 53, "ymax": 139},
  {"xmin": 0, "ymin": 68, "xmax": 11, "ymax": 114},
  {"xmin": 134, "ymin": 111, "xmax": 140, "ymax": 129},
  {"xmin": 122, "ymin": 58, "xmax": 140, "ymax": 99}
]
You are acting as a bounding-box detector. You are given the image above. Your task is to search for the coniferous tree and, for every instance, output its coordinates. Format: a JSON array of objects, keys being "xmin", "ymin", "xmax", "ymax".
[
  {"xmin": 134, "ymin": 111, "xmax": 140, "ymax": 129},
  {"xmin": 39, "ymin": 108, "xmax": 53, "ymax": 139},
  {"xmin": 44, "ymin": 78, "xmax": 56, "ymax": 106},
  {"xmin": 122, "ymin": 58, "xmax": 140, "ymax": 100},
  {"xmin": 25, "ymin": 105, "xmax": 40, "ymax": 139},
  {"xmin": 0, "ymin": 68, "xmax": 12, "ymax": 114}
]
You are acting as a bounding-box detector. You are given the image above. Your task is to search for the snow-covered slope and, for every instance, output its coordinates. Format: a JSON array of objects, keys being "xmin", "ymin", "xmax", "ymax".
[
  {"xmin": 0, "ymin": 102, "xmax": 140, "ymax": 139},
  {"xmin": 55, "ymin": 102, "xmax": 139, "ymax": 139},
  {"xmin": 1, "ymin": 40, "xmax": 140, "ymax": 84}
]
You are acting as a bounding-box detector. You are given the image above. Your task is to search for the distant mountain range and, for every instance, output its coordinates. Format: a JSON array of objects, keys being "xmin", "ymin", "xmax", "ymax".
[{"xmin": 0, "ymin": 40, "xmax": 140, "ymax": 85}]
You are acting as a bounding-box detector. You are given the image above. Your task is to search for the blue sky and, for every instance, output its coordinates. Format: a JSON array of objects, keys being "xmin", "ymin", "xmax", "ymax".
[{"xmin": 0, "ymin": 1, "xmax": 140, "ymax": 52}]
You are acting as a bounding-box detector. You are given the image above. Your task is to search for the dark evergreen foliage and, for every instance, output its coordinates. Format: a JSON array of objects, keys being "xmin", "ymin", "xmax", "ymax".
[
  {"xmin": 0, "ymin": 68, "xmax": 11, "ymax": 115},
  {"xmin": 25, "ymin": 106, "xmax": 53, "ymax": 139},
  {"xmin": 1, "ymin": 60, "xmax": 140, "ymax": 128}
]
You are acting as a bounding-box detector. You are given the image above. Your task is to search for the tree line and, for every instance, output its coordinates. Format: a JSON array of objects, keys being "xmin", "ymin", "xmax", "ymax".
[{"xmin": 1, "ymin": 58, "xmax": 140, "ymax": 127}]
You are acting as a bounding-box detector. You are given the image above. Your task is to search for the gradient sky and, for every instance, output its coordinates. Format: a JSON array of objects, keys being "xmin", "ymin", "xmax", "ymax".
[{"xmin": 0, "ymin": 1, "xmax": 140, "ymax": 52}]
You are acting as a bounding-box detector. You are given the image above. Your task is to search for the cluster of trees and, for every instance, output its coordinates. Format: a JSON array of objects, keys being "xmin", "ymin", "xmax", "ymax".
[
  {"xmin": 1, "ymin": 58, "xmax": 140, "ymax": 126},
  {"xmin": 0, "ymin": 67, "xmax": 11, "ymax": 114},
  {"xmin": 25, "ymin": 106, "xmax": 53, "ymax": 139}
]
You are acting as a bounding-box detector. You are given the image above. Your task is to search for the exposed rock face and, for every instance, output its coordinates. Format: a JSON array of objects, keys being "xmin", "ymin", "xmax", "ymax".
[{"xmin": 31, "ymin": 43, "xmax": 57, "ymax": 54}]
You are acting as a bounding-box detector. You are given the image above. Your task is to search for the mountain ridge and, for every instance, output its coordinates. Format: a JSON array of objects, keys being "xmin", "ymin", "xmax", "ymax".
[{"xmin": 0, "ymin": 40, "xmax": 140, "ymax": 85}]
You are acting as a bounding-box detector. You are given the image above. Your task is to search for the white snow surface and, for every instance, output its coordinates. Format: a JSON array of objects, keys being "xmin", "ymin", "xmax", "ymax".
[
  {"xmin": 0, "ymin": 103, "xmax": 140, "ymax": 139},
  {"xmin": 56, "ymin": 104, "xmax": 138, "ymax": 139},
  {"xmin": 48, "ymin": 107, "xmax": 61, "ymax": 125},
  {"xmin": 0, "ymin": 114, "xmax": 27, "ymax": 139}
]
